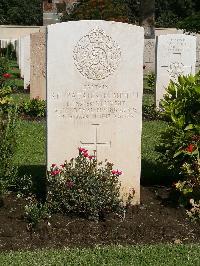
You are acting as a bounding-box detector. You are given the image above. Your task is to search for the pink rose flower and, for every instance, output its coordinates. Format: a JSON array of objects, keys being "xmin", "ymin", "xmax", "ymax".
[
  {"xmin": 83, "ymin": 152, "xmax": 89, "ymax": 158},
  {"xmin": 66, "ymin": 180, "xmax": 74, "ymax": 189},
  {"xmin": 51, "ymin": 169, "xmax": 60, "ymax": 176},
  {"xmin": 78, "ymin": 147, "xmax": 86, "ymax": 153},
  {"xmin": 116, "ymin": 170, "xmax": 122, "ymax": 176},
  {"xmin": 112, "ymin": 169, "xmax": 123, "ymax": 176}
]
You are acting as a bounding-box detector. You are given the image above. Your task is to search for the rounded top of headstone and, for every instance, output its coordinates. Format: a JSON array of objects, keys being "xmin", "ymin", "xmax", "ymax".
[{"xmin": 73, "ymin": 27, "xmax": 121, "ymax": 80}]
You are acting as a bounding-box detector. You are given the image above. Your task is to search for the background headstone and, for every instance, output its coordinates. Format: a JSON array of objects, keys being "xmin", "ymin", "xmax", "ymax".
[
  {"xmin": 143, "ymin": 39, "xmax": 155, "ymax": 73},
  {"xmin": 19, "ymin": 36, "xmax": 25, "ymax": 78},
  {"xmin": 23, "ymin": 35, "xmax": 31, "ymax": 90},
  {"xmin": 47, "ymin": 21, "xmax": 144, "ymax": 203},
  {"xmin": 16, "ymin": 39, "xmax": 20, "ymax": 65},
  {"xmin": 156, "ymin": 34, "xmax": 196, "ymax": 107},
  {"xmin": 196, "ymin": 35, "xmax": 200, "ymax": 73},
  {"xmin": 30, "ymin": 31, "xmax": 46, "ymax": 99}
]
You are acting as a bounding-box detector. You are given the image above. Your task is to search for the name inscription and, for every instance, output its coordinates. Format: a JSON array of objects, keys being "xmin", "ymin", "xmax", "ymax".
[
  {"xmin": 168, "ymin": 38, "xmax": 188, "ymax": 53},
  {"xmin": 50, "ymin": 89, "xmax": 139, "ymax": 120}
]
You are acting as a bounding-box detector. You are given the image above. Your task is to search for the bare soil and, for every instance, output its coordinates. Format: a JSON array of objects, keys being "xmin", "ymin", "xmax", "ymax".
[{"xmin": 0, "ymin": 186, "xmax": 200, "ymax": 251}]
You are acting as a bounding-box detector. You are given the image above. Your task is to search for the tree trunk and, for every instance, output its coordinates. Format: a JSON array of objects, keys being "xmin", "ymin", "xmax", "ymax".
[{"xmin": 140, "ymin": 0, "xmax": 155, "ymax": 39}]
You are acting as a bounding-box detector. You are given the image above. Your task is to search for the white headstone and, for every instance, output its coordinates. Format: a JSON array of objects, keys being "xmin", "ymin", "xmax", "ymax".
[
  {"xmin": 156, "ymin": 34, "xmax": 196, "ymax": 107},
  {"xmin": 196, "ymin": 35, "xmax": 200, "ymax": 73},
  {"xmin": 23, "ymin": 35, "xmax": 31, "ymax": 90},
  {"xmin": 16, "ymin": 39, "xmax": 20, "ymax": 65},
  {"xmin": 47, "ymin": 21, "xmax": 144, "ymax": 203},
  {"xmin": 19, "ymin": 36, "xmax": 25, "ymax": 77},
  {"xmin": 144, "ymin": 39, "xmax": 155, "ymax": 74},
  {"xmin": 30, "ymin": 32, "xmax": 46, "ymax": 99}
]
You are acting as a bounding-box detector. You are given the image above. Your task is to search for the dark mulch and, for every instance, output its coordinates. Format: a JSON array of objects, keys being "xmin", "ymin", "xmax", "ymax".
[{"xmin": 0, "ymin": 186, "xmax": 200, "ymax": 252}]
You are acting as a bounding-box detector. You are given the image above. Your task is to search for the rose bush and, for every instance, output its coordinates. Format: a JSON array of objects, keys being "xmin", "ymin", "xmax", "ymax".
[{"xmin": 47, "ymin": 148, "xmax": 124, "ymax": 220}]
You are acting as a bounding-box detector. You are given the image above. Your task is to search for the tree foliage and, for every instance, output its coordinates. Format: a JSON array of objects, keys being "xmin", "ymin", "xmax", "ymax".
[
  {"xmin": 61, "ymin": 0, "xmax": 140, "ymax": 24},
  {"xmin": 155, "ymin": 0, "xmax": 200, "ymax": 29},
  {"xmin": 178, "ymin": 14, "xmax": 200, "ymax": 33},
  {"xmin": 0, "ymin": 0, "xmax": 43, "ymax": 26}
]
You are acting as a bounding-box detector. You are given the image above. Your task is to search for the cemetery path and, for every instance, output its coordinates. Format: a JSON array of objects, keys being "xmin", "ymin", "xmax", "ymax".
[{"xmin": 0, "ymin": 186, "xmax": 200, "ymax": 251}]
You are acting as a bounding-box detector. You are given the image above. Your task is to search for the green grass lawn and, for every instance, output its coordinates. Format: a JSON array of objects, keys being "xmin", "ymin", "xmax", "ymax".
[
  {"xmin": 14, "ymin": 120, "xmax": 46, "ymax": 166},
  {"xmin": 11, "ymin": 93, "xmax": 29, "ymax": 103},
  {"xmin": 1, "ymin": 245, "xmax": 200, "ymax": 266}
]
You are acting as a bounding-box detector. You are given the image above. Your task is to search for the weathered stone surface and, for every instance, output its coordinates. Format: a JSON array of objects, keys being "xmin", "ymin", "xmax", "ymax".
[
  {"xmin": 47, "ymin": 21, "xmax": 144, "ymax": 203},
  {"xmin": 144, "ymin": 39, "xmax": 155, "ymax": 73},
  {"xmin": 156, "ymin": 34, "xmax": 196, "ymax": 107},
  {"xmin": 30, "ymin": 32, "xmax": 46, "ymax": 99}
]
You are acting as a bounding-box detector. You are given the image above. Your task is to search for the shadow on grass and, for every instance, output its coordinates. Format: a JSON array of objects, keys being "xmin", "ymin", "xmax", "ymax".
[
  {"xmin": 141, "ymin": 159, "xmax": 178, "ymax": 187},
  {"xmin": 18, "ymin": 164, "xmax": 47, "ymax": 201}
]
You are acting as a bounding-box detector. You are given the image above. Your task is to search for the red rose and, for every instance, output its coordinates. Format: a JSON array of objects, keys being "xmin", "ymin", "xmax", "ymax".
[
  {"xmin": 112, "ymin": 169, "xmax": 122, "ymax": 176},
  {"xmin": 78, "ymin": 147, "xmax": 84, "ymax": 152},
  {"xmin": 3, "ymin": 73, "xmax": 11, "ymax": 79},
  {"xmin": 83, "ymin": 152, "xmax": 89, "ymax": 158},
  {"xmin": 116, "ymin": 170, "xmax": 122, "ymax": 176},
  {"xmin": 51, "ymin": 169, "xmax": 60, "ymax": 176},
  {"xmin": 51, "ymin": 163, "xmax": 56, "ymax": 168},
  {"xmin": 185, "ymin": 144, "xmax": 196, "ymax": 153}
]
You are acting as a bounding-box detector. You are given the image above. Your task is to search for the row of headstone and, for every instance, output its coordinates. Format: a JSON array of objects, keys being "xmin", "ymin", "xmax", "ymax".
[
  {"xmin": 0, "ymin": 39, "xmax": 17, "ymax": 49},
  {"xmin": 18, "ymin": 35, "xmax": 31, "ymax": 89},
  {"xmin": 156, "ymin": 34, "xmax": 196, "ymax": 107},
  {"xmin": 17, "ymin": 29, "xmax": 199, "ymax": 104},
  {"xmin": 17, "ymin": 31, "xmax": 46, "ymax": 95},
  {"xmin": 144, "ymin": 35, "xmax": 200, "ymax": 75},
  {"xmin": 15, "ymin": 21, "xmax": 198, "ymax": 204}
]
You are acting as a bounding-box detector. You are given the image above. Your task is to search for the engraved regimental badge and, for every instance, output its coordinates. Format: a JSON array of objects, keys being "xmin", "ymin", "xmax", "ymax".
[{"xmin": 73, "ymin": 28, "xmax": 121, "ymax": 80}]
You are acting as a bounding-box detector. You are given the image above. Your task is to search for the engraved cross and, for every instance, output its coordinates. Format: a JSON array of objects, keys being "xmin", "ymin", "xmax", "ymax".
[
  {"xmin": 80, "ymin": 124, "xmax": 111, "ymax": 159},
  {"xmin": 161, "ymin": 52, "xmax": 192, "ymax": 79}
]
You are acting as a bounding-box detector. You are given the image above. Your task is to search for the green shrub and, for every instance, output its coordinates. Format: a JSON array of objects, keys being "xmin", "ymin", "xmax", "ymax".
[
  {"xmin": 143, "ymin": 104, "xmax": 161, "ymax": 121},
  {"xmin": 0, "ymin": 109, "xmax": 18, "ymax": 186},
  {"xmin": 1, "ymin": 43, "xmax": 16, "ymax": 60},
  {"xmin": 187, "ymin": 199, "xmax": 200, "ymax": 222},
  {"xmin": 24, "ymin": 198, "xmax": 50, "ymax": 229},
  {"xmin": 0, "ymin": 86, "xmax": 14, "ymax": 113},
  {"xmin": 146, "ymin": 72, "xmax": 156, "ymax": 91},
  {"xmin": 19, "ymin": 98, "xmax": 46, "ymax": 118},
  {"xmin": 0, "ymin": 179, "xmax": 6, "ymax": 206},
  {"xmin": 0, "ymin": 57, "xmax": 11, "ymax": 88},
  {"xmin": 47, "ymin": 148, "xmax": 124, "ymax": 220},
  {"xmin": 0, "ymin": 57, "xmax": 10, "ymax": 76},
  {"xmin": 157, "ymin": 73, "xmax": 200, "ymax": 218},
  {"xmin": 160, "ymin": 74, "xmax": 200, "ymax": 128},
  {"xmin": 5, "ymin": 43, "xmax": 16, "ymax": 60},
  {"xmin": 9, "ymin": 174, "xmax": 33, "ymax": 196},
  {"xmin": 178, "ymin": 13, "xmax": 200, "ymax": 33}
]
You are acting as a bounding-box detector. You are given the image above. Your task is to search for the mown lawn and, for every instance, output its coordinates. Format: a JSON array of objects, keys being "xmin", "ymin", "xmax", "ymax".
[{"xmin": 1, "ymin": 245, "xmax": 200, "ymax": 266}]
